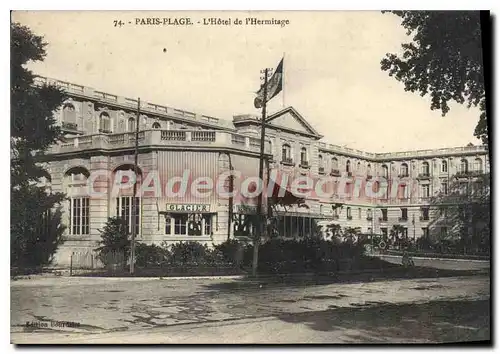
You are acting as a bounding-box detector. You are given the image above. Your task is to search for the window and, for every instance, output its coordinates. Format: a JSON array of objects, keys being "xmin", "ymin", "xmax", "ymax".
[
  {"xmin": 421, "ymin": 207, "xmax": 429, "ymax": 221},
  {"xmin": 282, "ymin": 144, "xmax": 291, "ymax": 162},
  {"xmin": 346, "ymin": 160, "xmax": 351, "ymax": 173},
  {"xmin": 367, "ymin": 208, "xmax": 373, "ymax": 219},
  {"xmin": 459, "ymin": 182, "xmax": 468, "ymax": 195},
  {"xmin": 381, "ymin": 227, "xmax": 388, "ymax": 238},
  {"xmin": 128, "ymin": 118, "xmax": 136, "ymax": 132},
  {"xmin": 367, "ymin": 164, "xmax": 372, "ymax": 176},
  {"xmin": 300, "ymin": 147, "xmax": 308, "ymax": 165},
  {"xmin": 70, "ymin": 197, "xmax": 90, "ymax": 235},
  {"xmin": 403, "ymin": 228, "xmax": 408, "ymax": 238},
  {"xmin": 401, "ymin": 208, "xmax": 408, "ymax": 220},
  {"xmin": 174, "ymin": 214, "xmax": 188, "ymax": 235},
  {"xmin": 381, "ymin": 208, "xmax": 388, "ymax": 221},
  {"xmin": 441, "ymin": 182, "xmax": 448, "ymax": 195},
  {"xmin": 381, "ymin": 165, "xmax": 389, "ymax": 178},
  {"xmin": 99, "ymin": 112, "xmax": 111, "ymax": 133},
  {"xmin": 187, "ymin": 214, "xmax": 203, "ymax": 236},
  {"xmin": 203, "ymin": 214, "xmax": 213, "ymax": 236},
  {"xmin": 421, "ymin": 162, "xmax": 430, "ymax": 175},
  {"xmin": 318, "ymin": 155, "xmax": 324, "ymax": 172},
  {"xmin": 331, "ymin": 157, "xmax": 338, "ymax": 170},
  {"xmin": 358, "ymin": 208, "xmax": 362, "ymax": 219},
  {"xmin": 441, "ymin": 160, "xmax": 448, "ymax": 173},
  {"xmin": 62, "ymin": 103, "xmax": 77, "ymax": 125},
  {"xmin": 152, "ymin": 122, "xmax": 161, "ymax": 129},
  {"xmin": 400, "ymin": 163, "xmax": 409, "ymax": 177},
  {"xmin": 440, "ymin": 227, "xmax": 448, "ymax": 238},
  {"xmin": 440, "ymin": 207, "xmax": 448, "ymax": 218},
  {"xmin": 474, "ymin": 158, "xmax": 482, "ymax": 172},
  {"xmin": 421, "ymin": 184, "xmax": 430, "ymax": 198},
  {"xmin": 422, "ymin": 227, "xmax": 429, "ymax": 238},
  {"xmin": 346, "ymin": 207, "xmax": 352, "ymax": 219},
  {"xmin": 116, "ymin": 196, "xmax": 140, "ymax": 235},
  {"xmin": 460, "ymin": 159, "xmax": 468, "ymax": 173},
  {"xmin": 400, "ymin": 184, "xmax": 408, "ymax": 199},
  {"xmin": 165, "ymin": 215, "xmax": 172, "ymax": 234}
]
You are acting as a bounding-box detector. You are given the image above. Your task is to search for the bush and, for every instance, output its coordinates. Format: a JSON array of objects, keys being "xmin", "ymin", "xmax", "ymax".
[
  {"xmin": 169, "ymin": 241, "xmax": 212, "ymax": 266},
  {"xmin": 135, "ymin": 243, "xmax": 170, "ymax": 268},
  {"xmin": 95, "ymin": 217, "xmax": 130, "ymax": 267}
]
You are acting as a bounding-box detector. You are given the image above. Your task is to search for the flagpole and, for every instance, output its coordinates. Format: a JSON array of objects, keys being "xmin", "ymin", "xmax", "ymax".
[
  {"xmin": 130, "ymin": 97, "xmax": 140, "ymax": 274},
  {"xmin": 282, "ymin": 52, "xmax": 285, "ymax": 108},
  {"xmin": 253, "ymin": 67, "xmax": 270, "ymax": 278}
]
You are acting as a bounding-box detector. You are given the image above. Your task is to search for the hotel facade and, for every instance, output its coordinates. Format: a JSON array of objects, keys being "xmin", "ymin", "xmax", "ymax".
[{"xmin": 33, "ymin": 77, "xmax": 490, "ymax": 265}]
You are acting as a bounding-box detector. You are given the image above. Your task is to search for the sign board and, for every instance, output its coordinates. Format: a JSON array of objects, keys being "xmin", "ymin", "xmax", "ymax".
[{"xmin": 165, "ymin": 204, "xmax": 211, "ymax": 213}]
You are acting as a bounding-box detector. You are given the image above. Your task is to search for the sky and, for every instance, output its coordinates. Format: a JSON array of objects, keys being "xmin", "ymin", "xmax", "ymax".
[{"xmin": 12, "ymin": 10, "xmax": 482, "ymax": 153}]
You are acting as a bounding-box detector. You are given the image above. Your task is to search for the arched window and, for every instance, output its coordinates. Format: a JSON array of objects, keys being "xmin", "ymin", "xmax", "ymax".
[
  {"xmin": 318, "ymin": 154, "xmax": 324, "ymax": 171},
  {"xmin": 421, "ymin": 161, "xmax": 430, "ymax": 175},
  {"xmin": 128, "ymin": 117, "xmax": 136, "ymax": 132},
  {"xmin": 441, "ymin": 160, "xmax": 448, "ymax": 173},
  {"xmin": 400, "ymin": 163, "xmax": 409, "ymax": 177},
  {"xmin": 381, "ymin": 164, "xmax": 389, "ymax": 178},
  {"xmin": 64, "ymin": 167, "xmax": 91, "ymax": 236},
  {"xmin": 460, "ymin": 159, "xmax": 468, "ymax": 173},
  {"xmin": 113, "ymin": 164, "xmax": 143, "ymax": 235},
  {"xmin": 62, "ymin": 103, "xmax": 77, "ymax": 127},
  {"xmin": 346, "ymin": 160, "xmax": 351, "ymax": 173},
  {"xmin": 282, "ymin": 144, "xmax": 291, "ymax": 162},
  {"xmin": 152, "ymin": 122, "xmax": 161, "ymax": 129},
  {"xmin": 474, "ymin": 158, "xmax": 482, "ymax": 172},
  {"xmin": 300, "ymin": 147, "xmax": 308, "ymax": 165},
  {"xmin": 99, "ymin": 112, "xmax": 111, "ymax": 133},
  {"xmin": 331, "ymin": 157, "xmax": 338, "ymax": 170}
]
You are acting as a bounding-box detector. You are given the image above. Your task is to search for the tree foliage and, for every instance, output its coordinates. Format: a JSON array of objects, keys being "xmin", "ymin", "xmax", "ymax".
[
  {"xmin": 428, "ymin": 172, "xmax": 490, "ymax": 254},
  {"xmin": 96, "ymin": 217, "xmax": 131, "ymax": 266},
  {"xmin": 381, "ymin": 11, "xmax": 487, "ymax": 145},
  {"xmin": 11, "ymin": 22, "xmax": 67, "ymax": 269}
]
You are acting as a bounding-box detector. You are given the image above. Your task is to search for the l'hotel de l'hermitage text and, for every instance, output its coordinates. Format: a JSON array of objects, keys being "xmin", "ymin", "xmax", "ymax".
[{"xmin": 113, "ymin": 17, "xmax": 291, "ymax": 28}]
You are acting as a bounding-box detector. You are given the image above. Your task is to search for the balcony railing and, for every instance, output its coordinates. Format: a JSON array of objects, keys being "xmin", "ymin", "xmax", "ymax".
[
  {"xmin": 398, "ymin": 173, "xmax": 409, "ymax": 178},
  {"xmin": 281, "ymin": 158, "xmax": 294, "ymax": 166},
  {"xmin": 379, "ymin": 217, "xmax": 388, "ymax": 222},
  {"xmin": 347, "ymin": 171, "xmax": 353, "ymax": 177},
  {"xmin": 299, "ymin": 161, "xmax": 310, "ymax": 169},
  {"xmin": 347, "ymin": 216, "xmax": 353, "ymax": 220},
  {"xmin": 330, "ymin": 169, "xmax": 341, "ymax": 177},
  {"xmin": 318, "ymin": 167, "xmax": 325, "ymax": 174},
  {"xmin": 398, "ymin": 217, "xmax": 408, "ymax": 222},
  {"xmin": 48, "ymin": 129, "xmax": 272, "ymax": 155},
  {"xmin": 417, "ymin": 173, "xmax": 431, "ymax": 180},
  {"xmin": 62, "ymin": 121, "xmax": 79, "ymax": 131},
  {"xmin": 419, "ymin": 216, "xmax": 430, "ymax": 221}
]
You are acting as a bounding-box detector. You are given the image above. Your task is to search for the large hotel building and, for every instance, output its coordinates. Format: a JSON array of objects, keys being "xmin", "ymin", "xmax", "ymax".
[{"xmin": 34, "ymin": 76, "xmax": 490, "ymax": 265}]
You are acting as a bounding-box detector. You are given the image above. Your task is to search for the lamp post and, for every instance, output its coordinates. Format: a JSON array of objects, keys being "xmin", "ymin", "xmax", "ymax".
[{"xmin": 412, "ymin": 213, "xmax": 416, "ymax": 247}]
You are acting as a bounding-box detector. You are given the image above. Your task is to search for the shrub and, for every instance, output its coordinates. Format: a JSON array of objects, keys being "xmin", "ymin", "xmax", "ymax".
[
  {"xmin": 169, "ymin": 241, "xmax": 211, "ymax": 266},
  {"xmin": 135, "ymin": 243, "xmax": 170, "ymax": 268},
  {"xmin": 95, "ymin": 217, "xmax": 130, "ymax": 267}
]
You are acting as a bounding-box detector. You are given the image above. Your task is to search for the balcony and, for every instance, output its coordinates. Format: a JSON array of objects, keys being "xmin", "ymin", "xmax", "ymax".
[
  {"xmin": 347, "ymin": 171, "xmax": 353, "ymax": 177},
  {"xmin": 98, "ymin": 128, "xmax": 112, "ymax": 134},
  {"xmin": 379, "ymin": 217, "xmax": 388, "ymax": 222},
  {"xmin": 398, "ymin": 217, "xmax": 408, "ymax": 222},
  {"xmin": 456, "ymin": 170, "xmax": 484, "ymax": 178},
  {"xmin": 62, "ymin": 121, "xmax": 79, "ymax": 132},
  {"xmin": 398, "ymin": 173, "xmax": 409, "ymax": 178},
  {"xmin": 48, "ymin": 129, "xmax": 272, "ymax": 156},
  {"xmin": 281, "ymin": 158, "xmax": 295, "ymax": 166},
  {"xmin": 347, "ymin": 216, "xmax": 353, "ymax": 220},
  {"xmin": 330, "ymin": 169, "xmax": 341, "ymax": 177},
  {"xmin": 299, "ymin": 161, "xmax": 310, "ymax": 169},
  {"xmin": 419, "ymin": 216, "xmax": 429, "ymax": 221},
  {"xmin": 417, "ymin": 173, "xmax": 431, "ymax": 180},
  {"xmin": 318, "ymin": 167, "xmax": 325, "ymax": 174}
]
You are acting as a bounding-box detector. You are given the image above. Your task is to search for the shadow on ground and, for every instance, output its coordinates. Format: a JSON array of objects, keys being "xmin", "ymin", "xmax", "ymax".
[
  {"xmin": 276, "ymin": 299, "xmax": 491, "ymax": 343},
  {"xmin": 201, "ymin": 266, "xmax": 489, "ymax": 293}
]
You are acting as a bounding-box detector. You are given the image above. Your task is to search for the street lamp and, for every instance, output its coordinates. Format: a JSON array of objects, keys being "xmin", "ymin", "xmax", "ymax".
[{"xmin": 412, "ymin": 213, "xmax": 416, "ymax": 247}]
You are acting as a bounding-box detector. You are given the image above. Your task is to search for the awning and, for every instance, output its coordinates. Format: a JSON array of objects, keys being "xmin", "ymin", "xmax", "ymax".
[{"xmin": 269, "ymin": 177, "xmax": 305, "ymax": 206}]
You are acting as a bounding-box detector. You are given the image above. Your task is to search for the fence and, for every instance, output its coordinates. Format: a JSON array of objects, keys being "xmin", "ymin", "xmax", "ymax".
[{"xmin": 69, "ymin": 250, "xmax": 126, "ymax": 276}]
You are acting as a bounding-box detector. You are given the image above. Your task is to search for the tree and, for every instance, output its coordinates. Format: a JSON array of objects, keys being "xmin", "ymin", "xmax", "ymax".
[
  {"xmin": 389, "ymin": 224, "xmax": 407, "ymax": 249},
  {"xmin": 428, "ymin": 172, "xmax": 490, "ymax": 254},
  {"xmin": 95, "ymin": 217, "xmax": 130, "ymax": 267},
  {"xmin": 381, "ymin": 11, "xmax": 488, "ymax": 145},
  {"xmin": 11, "ymin": 22, "xmax": 67, "ymax": 269}
]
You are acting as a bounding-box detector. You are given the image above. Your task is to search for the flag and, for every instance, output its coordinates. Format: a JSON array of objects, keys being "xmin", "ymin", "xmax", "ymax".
[{"xmin": 254, "ymin": 58, "xmax": 283, "ymax": 109}]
